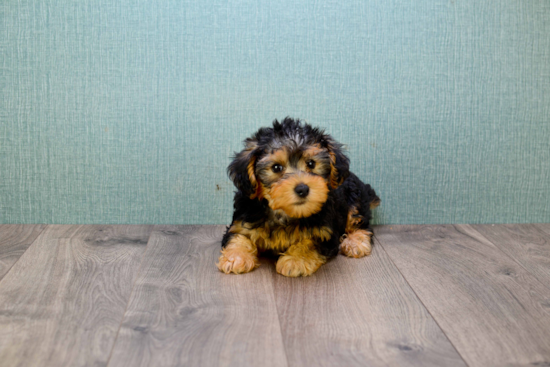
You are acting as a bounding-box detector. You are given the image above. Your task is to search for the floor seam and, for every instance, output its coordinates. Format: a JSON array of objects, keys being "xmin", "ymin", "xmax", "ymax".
[
  {"xmin": 0, "ymin": 224, "xmax": 49, "ymax": 287},
  {"xmin": 271, "ymin": 271, "xmax": 292, "ymax": 367},
  {"xmin": 373, "ymin": 230, "xmax": 471, "ymax": 367},
  {"xmin": 104, "ymin": 224, "xmax": 156, "ymax": 367}
]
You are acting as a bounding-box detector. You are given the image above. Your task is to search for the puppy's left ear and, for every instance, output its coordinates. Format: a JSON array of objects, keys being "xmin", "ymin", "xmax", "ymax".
[
  {"xmin": 227, "ymin": 139, "xmax": 261, "ymax": 198},
  {"xmin": 326, "ymin": 137, "xmax": 350, "ymax": 189}
]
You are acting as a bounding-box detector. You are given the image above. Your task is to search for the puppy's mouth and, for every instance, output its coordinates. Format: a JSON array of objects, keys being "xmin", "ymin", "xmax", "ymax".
[{"xmin": 293, "ymin": 199, "xmax": 307, "ymax": 206}]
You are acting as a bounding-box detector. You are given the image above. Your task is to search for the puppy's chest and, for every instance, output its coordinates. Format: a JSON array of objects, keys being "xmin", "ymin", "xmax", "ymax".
[
  {"xmin": 251, "ymin": 224, "xmax": 332, "ymax": 252},
  {"xmin": 254, "ymin": 225, "xmax": 301, "ymax": 252}
]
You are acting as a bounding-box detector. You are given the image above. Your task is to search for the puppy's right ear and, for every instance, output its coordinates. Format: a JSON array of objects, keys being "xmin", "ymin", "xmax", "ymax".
[{"xmin": 228, "ymin": 139, "xmax": 260, "ymax": 198}]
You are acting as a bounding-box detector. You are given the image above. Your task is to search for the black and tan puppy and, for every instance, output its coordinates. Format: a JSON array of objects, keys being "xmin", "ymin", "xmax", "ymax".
[{"xmin": 218, "ymin": 118, "xmax": 380, "ymax": 277}]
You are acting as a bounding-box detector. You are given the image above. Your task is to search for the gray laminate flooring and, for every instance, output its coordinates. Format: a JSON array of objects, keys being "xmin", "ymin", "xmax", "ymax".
[{"xmin": 0, "ymin": 224, "xmax": 549, "ymax": 367}]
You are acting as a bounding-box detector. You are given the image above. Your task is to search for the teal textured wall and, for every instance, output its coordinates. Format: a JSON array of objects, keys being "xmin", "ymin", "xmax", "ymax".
[{"xmin": 1, "ymin": 1, "xmax": 549, "ymax": 225}]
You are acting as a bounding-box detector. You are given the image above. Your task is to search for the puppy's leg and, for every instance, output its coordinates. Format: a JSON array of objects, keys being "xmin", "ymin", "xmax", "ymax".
[
  {"xmin": 340, "ymin": 229, "xmax": 373, "ymax": 258},
  {"xmin": 217, "ymin": 234, "xmax": 259, "ymax": 274},
  {"xmin": 276, "ymin": 240, "xmax": 326, "ymax": 277},
  {"xmin": 340, "ymin": 206, "xmax": 373, "ymax": 258}
]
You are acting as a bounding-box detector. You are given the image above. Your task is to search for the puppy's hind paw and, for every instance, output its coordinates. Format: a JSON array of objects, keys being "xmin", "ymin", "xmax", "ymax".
[{"xmin": 340, "ymin": 230, "xmax": 373, "ymax": 258}]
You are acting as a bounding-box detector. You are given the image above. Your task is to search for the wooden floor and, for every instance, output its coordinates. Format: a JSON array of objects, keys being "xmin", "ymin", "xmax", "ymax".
[{"xmin": 0, "ymin": 224, "xmax": 549, "ymax": 366}]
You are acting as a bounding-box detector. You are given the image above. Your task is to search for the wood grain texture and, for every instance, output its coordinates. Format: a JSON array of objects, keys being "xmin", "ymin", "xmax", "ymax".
[
  {"xmin": 470, "ymin": 223, "xmax": 550, "ymax": 290},
  {"xmin": 273, "ymin": 236, "xmax": 467, "ymax": 367},
  {"xmin": 0, "ymin": 225, "xmax": 153, "ymax": 367},
  {"xmin": 376, "ymin": 224, "xmax": 550, "ymax": 367},
  {"xmin": 0, "ymin": 224, "xmax": 45, "ymax": 280},
  {"xmin": 535, "ymin": 223, "xmax": 550, "ymax": 235},
  {"xmin": 107, "ymin": 225, "xmax": 288, "ymax": 367}
]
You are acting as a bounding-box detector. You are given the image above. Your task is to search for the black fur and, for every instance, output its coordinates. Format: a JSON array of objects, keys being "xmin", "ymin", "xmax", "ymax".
[{"xmin": 223, "ymin": 117, "xmax": 380, "ymax": 260}]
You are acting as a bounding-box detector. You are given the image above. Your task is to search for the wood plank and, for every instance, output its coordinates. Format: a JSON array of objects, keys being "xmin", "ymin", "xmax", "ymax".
[
  {"xmin": 0, "ymin": 225, "xmax": 153, "ymax": 367},
  {"xmin": 534, "ymin": 223, "xmax": 550, "ymax": 235},
  {"xmin": 107, "ymin": 225, "xmax": 288, "ymax": 367},
  {"xmin": 0, "ymin": 224, "xmax": 46, "ymax": 280},
  {"xmin": 470, "ymin": 224, "xmax": 550, "ymax": 290},
  {"xmin": 376, "ymin": 224, "xmax": 550, "ymax": 367},
  {"xmin": 273, "ymin": 232, "xmax": 467, "ymax": 366}
]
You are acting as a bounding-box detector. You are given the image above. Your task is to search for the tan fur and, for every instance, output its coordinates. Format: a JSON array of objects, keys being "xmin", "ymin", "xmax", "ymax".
[
  {"xmin": 254, "ymin": 145, "xmax": 332, "ymax": 217},
  {"xmin": 255, "ymin": 148, "xmax": 289, "ymax": 191},
  {"xmin": 229, "ymin": 221, "xmax": 332, "ymax": 253},
  {"xmin": 265, "ymin": 174, "xmax": 329, "ymax": 218},
  {"xmin": 217, "ymin": 234, "xmax": 259, "ymax": 274},
  {"xmin": 340, "ymin": 229, "xmax": 373, "ymax": 258},
  {"xmin": 276, "ymin": 239, "xmax": 327, "ymax": 277},
  {"xmin": 257, "ymin": 149, "xmax": 289, "ymax": 172},
  {"xmin": 248, "ymin": 156, "xmax": 264, "ymax": 200},
  {"xmin": 328, "ymin": 149, "xmax": 342, "ymax": 189},
  {"xmin": 300, "ymin": 145, "xmax": 325, "ymax": 172},
  {"xmin": 345, "ymin": 206, "xmax": 363, "ymax": 233}
]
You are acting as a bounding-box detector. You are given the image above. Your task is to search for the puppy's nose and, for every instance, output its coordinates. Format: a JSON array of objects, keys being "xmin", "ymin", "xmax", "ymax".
[{"xmin": 294, "ymin": 183, "xmax": 310, "ymax": 198}]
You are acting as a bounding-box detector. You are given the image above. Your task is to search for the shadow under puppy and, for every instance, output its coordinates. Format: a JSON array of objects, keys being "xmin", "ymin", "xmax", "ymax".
[{"xmin": 218, "ymin": 118, "xmax": 380, "ymax": 277}]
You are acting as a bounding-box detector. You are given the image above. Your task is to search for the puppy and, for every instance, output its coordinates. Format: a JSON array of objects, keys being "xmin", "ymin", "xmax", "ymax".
[{"xmin": 217, "ymin": 118, "xmax": 380, "ymax": 277}]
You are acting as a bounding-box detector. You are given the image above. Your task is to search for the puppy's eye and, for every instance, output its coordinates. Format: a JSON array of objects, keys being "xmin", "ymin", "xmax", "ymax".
[
  {"xmin": 306, "ymin": 160, "xmax": 316, "ymax": 169},
  {"xmin": 272, "ymin": 164, "xmax": 284, "ymax": 173}
]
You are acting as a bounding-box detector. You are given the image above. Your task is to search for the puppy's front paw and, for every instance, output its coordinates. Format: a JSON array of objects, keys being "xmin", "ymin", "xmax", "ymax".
[
  {"xmin": 340, "ymin": 230, "xmax": 373, "ymax": 258},
  {"xmin": 217, "ymin": 252, "xmax": 258, "ymax": 274},
  {"xmin": 276, "ymin": 253, "xmax": 324, "ymax": 277},
  {"xmin": 217, "ymin": 239, "xmax": 259, "ymax": 274}
]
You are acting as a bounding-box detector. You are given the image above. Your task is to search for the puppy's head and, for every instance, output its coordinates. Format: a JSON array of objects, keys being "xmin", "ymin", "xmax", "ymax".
[{"xmin": 228, "ymin": 118, "xmax": 349, "ymax": 218}]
